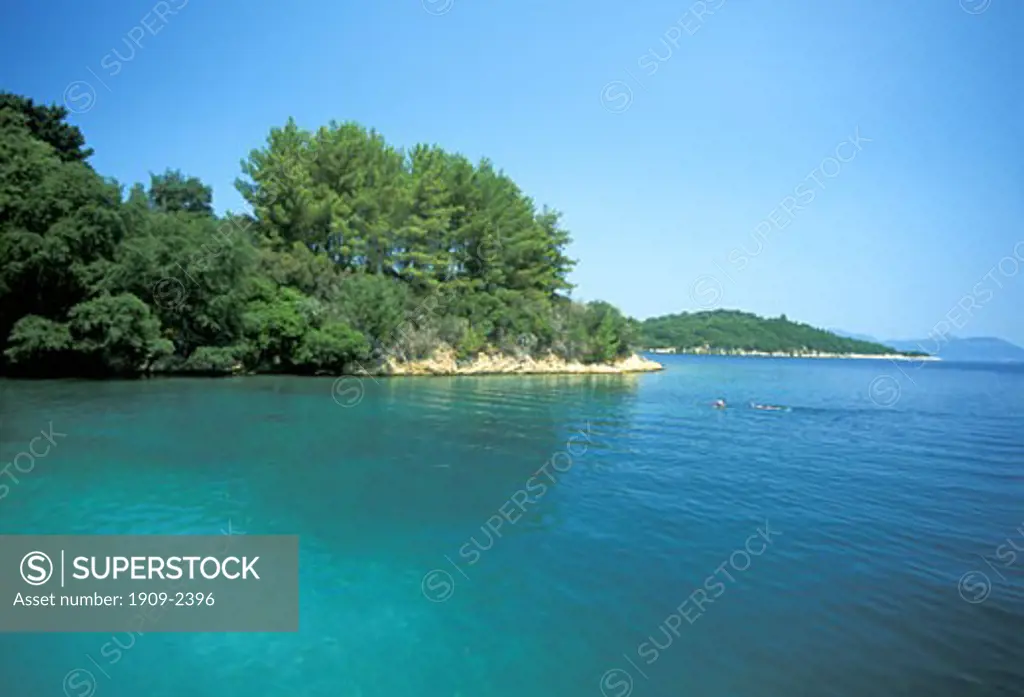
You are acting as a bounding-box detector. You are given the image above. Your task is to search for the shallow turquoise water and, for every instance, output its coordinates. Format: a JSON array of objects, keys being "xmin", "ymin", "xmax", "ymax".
[{"xmin": 1, "ymin": 355, "xmax": 1023, "ymax": 697}]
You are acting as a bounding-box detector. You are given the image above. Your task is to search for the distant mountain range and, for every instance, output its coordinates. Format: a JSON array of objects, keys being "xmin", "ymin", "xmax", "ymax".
[{"xmin": 831, "ymin": 331, "xmax": 1024, "ymax": 363}]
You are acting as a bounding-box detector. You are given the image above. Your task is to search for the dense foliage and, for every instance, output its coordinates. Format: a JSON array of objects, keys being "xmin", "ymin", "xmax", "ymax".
[
  {"xmin": 639, "ymin": 310, "xmax": 916, "ymax": 355},
  {"xmin": 0, "ymin": 93, "xmax": 636, "ymax": 377}
]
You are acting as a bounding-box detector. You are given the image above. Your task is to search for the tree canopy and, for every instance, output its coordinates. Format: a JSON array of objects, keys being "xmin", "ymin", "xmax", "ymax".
[
  {"xmin": 0, "ymin": 93, "xmax": 635, "ymax": 377},
  {"xmin": 0, "ymin": 93, "xmax": 93, "ymax": 163},
  {"xmin": 638, "ymin": 310, "xmax": 922, "ymax": 356}
]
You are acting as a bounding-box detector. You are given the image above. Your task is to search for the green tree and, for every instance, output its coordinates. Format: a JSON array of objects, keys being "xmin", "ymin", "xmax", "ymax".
[
  {"xmin": 294, "ymin": 322, "xmax": 370, "ymax": 373},
  {"xmin": 67, "ymin": 293, "xmax": 171, "ymax": 374},
  {"xmin": 240, "ymin": 284, "xmax": 315, "ymax": 370},
  {"xmin": 4, "ymin": 315, "xmax": 76, "ymax": 375},
  {"xmin": 148, "ymin": 169, "xmax": 214, "ymax": 215},
  {"xmin": 0, "ymin": 92, "xmax": 93, "ymax": 162},
  {"xmin": 0, "ymin": 104, "xmax": 124, "ymax": 367},
  {"xmin": 1, "ymin": 93, "xmax": 641, "ymax": 377},
  {"xmin": 397, "ymin": 145, "xmax": 458, "ymax": 289}
]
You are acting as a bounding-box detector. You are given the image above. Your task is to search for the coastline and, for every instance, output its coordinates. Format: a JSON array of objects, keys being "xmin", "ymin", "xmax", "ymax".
[
  {"xmin": 374, "ymin": 349, "xmax": 664, "ymax": 377},
  {"xmin": 653, "ymin": 349, "xmax": 940, "ymax": 361},
  {"xmin": 1, "ymin": 351, "xmax": 665, "ymax": 380}
]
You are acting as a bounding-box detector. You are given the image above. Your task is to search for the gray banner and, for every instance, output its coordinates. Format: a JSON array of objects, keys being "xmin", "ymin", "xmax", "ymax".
[{"xmin": 0, "ymin": 535, "xmax": 298, "ymax": 632}]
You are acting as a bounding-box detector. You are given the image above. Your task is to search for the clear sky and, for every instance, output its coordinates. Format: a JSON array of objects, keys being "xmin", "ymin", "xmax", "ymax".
[{"xmin": 2, "ymin": 0, "xmax": 1022, "ymax": 344}]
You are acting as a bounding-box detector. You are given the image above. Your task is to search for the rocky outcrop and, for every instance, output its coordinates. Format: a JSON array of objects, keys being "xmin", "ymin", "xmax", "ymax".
[{"xmin": 375, "ymin": 347, "xmax": 664, "ymax": 376}]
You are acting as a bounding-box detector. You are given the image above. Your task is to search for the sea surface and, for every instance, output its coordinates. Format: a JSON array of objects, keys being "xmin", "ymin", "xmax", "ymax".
[{"xmin": 1, "ymin": 355, "xmax": 1023, "ymax": 697}]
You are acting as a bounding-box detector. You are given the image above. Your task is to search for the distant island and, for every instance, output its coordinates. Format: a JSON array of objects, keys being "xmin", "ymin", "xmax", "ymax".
[
  {"xmin": 639, "ymin": 310, "xmax": 933, "ymax": 359},
  {"xmin": 0, "ymin": 92, "xmax": 659, "ymax": 378}
]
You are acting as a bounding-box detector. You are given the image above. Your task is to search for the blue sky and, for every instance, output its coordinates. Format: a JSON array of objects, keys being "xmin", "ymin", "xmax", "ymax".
[{"xmin": 3, "ymin": 0, "xmax": 1022, "ymax": 344}]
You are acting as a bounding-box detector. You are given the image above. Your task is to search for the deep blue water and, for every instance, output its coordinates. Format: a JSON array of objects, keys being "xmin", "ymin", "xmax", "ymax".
[{"xmin": 1, "ymin": 355, "xmax": 1022, "ymax": 697}]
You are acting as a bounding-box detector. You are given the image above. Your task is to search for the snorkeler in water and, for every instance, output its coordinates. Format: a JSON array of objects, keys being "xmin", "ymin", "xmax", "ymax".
[
  {"xmin": 712, "ymin": 399, "xmax": 727, "ymax": 409},
  {"xmin": 750, "ymin": 402, "xmax": 789, "ymax": 411}
]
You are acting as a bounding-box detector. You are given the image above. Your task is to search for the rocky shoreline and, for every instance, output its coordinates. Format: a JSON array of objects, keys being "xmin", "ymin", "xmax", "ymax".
[{"xmin": 374, "ymin": 349, "xmax": 665, "ymax": 376}]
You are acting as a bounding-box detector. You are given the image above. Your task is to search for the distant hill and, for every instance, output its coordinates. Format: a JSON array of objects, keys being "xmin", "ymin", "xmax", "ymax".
[
  {"xmin": 885, "ymin": 336, "xmax": 1024, "ymax": 363},
  {"xmin": 828, "ymin": 329, "xmax": 881, "ymax": 344},
  {"xmin": 639, "ymin": 310, "xmax": 920, "ymax": 356},
  {"xmin": 831, "ymin": 329, "xmax": 1024, "ymax": 363}
]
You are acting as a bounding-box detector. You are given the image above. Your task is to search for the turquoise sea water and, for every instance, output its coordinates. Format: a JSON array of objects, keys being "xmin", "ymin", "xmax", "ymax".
[{"xmin": 1, "ymin": 355, "xmax": 1023, "ymax": 697}]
